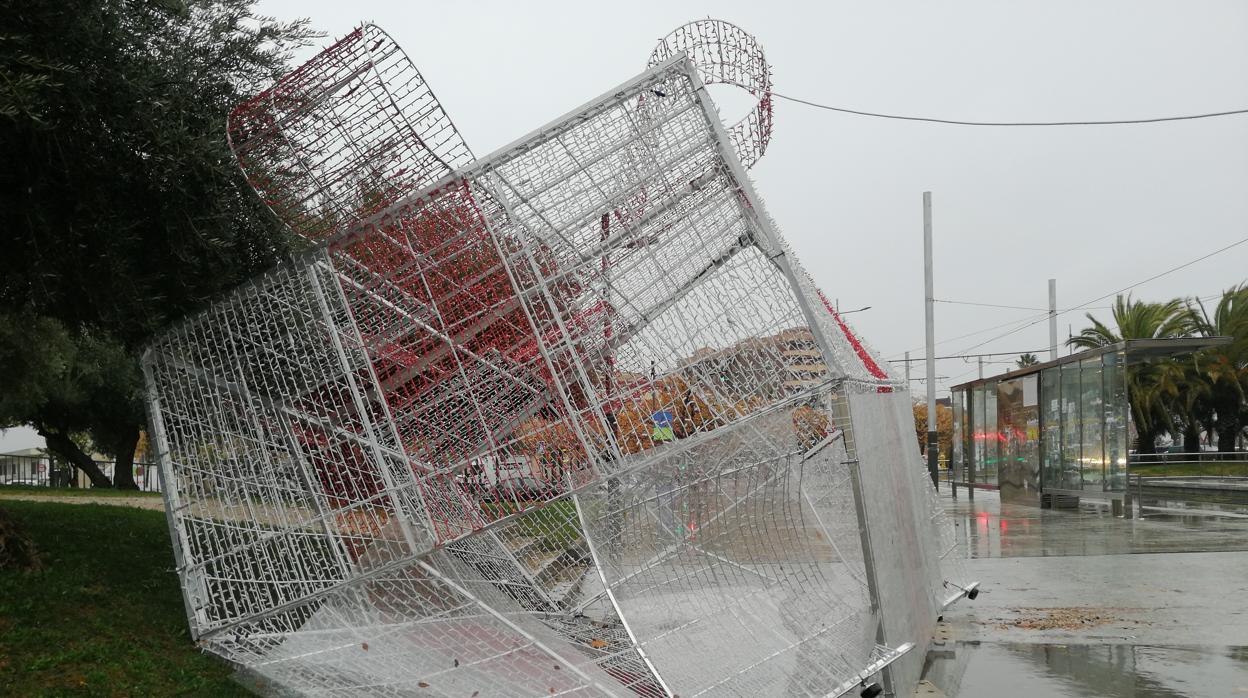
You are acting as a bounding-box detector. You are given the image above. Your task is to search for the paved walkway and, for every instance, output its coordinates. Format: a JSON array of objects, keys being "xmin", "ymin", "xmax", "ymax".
[
  {"xmin": 955, "ymin": 549, "xmax": 1248, "ymax": 646},
  {"xmin": 931, "ymin": 489, "xmax": 1248, "ymax": 696},
  {"xmin": 942, "ymin": 489, "xmax": 1248, "ymax": 643},
  {"xmin": 0, "ymin": 492, "xmax": 165, "ymax": 511},
  {"xmin": 946, "ymin": 487, "xmax": 1248, "ymax": 558}
]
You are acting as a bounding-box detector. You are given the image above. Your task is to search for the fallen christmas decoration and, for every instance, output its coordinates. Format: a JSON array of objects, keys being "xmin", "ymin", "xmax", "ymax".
[{"xmin": 142, "ymin": 20, "xmax": 975, "ymax": 697}]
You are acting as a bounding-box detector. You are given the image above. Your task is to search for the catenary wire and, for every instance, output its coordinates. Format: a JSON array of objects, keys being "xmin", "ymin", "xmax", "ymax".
[
  {"xmin": 947, "ymin": 237, "xmax": 1248, "ymax": 356},
  {"xmin": 733, "ymin": 80, "xmax": 1248, "ymax": 127}
]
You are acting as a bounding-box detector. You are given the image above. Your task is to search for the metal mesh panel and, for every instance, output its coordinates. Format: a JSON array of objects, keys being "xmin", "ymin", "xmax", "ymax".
[
  {"xmin": 228, "ymin": 24, "xmax": 474, "ymax": 243},
  {"xmin": 144, "ymin": 26, "xmax": 972, "ymax": 697},
  {"xmin": 845, "ymin": 389, "xmax": 943, "ymax": 691},
  {"xmin": 573, "ymin": 399, "xmax": 877, "ymax": 696},
  {"xmin": 649, "ymin": 19, "xmax": 773, "ymax": 169}
]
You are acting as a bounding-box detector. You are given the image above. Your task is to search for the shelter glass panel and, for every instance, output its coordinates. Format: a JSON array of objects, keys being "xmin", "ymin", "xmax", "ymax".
[
  {"xmin": 952, "ymin": 389, "xmax": 965, "ymax": 483},
  {"xmin": 982, "ymin": 385, "xmax": 999, "ymax": 486},
  {"xmin": 1040, "ymin": 367, "xmax": 1062, "ymax": 491},
  {"xmin": 1058, "ymin": 362, "xmax": 1082, "ymax": 491},
  {"xmin": 1080, "ymin": 357, "xmax": 1105, "ymax": 491},
  {"xmin": 997, "ymin": 375, "xmax": 1040, "ymax": 504},
  {"xmin": 1103, "ymin": 351, "xmax": 1128, "ymax": 491},
  {"xmin": 972, "ymin": 384, "xmax": 988, "ymax": 486}
]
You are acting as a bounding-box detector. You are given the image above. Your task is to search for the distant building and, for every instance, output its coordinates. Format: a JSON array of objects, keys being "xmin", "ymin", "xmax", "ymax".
[
  {"xmin": 684, "ymin": 326, "xmax": 829, "ymax": 402},
  {"xmin": 0, "ymin": 448, "xmax": 54, "ymax": 486},
  {"xmin": 777, "ymin": 327, "xmax": 828, "ymax": 394}
]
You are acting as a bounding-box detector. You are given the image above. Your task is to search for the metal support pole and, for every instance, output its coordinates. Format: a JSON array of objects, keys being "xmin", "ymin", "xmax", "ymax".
[
  {"xmin": 682, "ymin": 62, "xmax": 899, "ymax": 688},
  {"xmin": 140, "ymin": 353, "xmax": 208, "ymax": 637},
  {"xmin": 601, "ymin": 212, "xmax": 624, "ymax": 566},
  {"xmin": 923, "ymin": 192, "xmax": 938, "ymax": 489},
  {"xmin": 1048, "ymin": 278, "xmax": 1058, "ymax": 361},
  {"xmin": 967, "ymin": 387, "xmax": 975, "ymax": 501},
  {"xmin": 978, "ymin": 356, "xmax": 984, "ymax": 379},
  {"xmin": 904, "ymin": 351, "xmax": 911, "ymax": 389}
]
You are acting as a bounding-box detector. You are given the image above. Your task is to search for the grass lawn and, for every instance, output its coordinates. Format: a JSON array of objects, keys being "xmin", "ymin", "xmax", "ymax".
[
  {"xmin": 1131, "ymin": 461, "xmax": 1248, "ymax": 478},
  {"xmin": 482, "ymin": 498, "xmax": 583, "ymax": 547},
  {"xmin": 0, "ymin": 484, "xmax": 162, "ymax": 498},
  {"xmin": 0, "ymin": 500, "xmax": 248, "ymax": 696}
]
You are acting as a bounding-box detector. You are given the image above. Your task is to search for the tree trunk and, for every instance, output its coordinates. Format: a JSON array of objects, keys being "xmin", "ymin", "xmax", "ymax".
[
  {"xmin": 1136, "ymin": 429, "xmax": 1158, "ymax": 455},
  {"xmin": 111, "ymin": 427, "xmax": 140, "ymax": 490},
  {"xmin": 1183, "ymin": 423, "xmax": 1202, "ymax": 460},
  {"xmin": 1212, "ymin": 391, "xmax": 1242, "ymax": 459},
  {"xmin": 1218, "ymin": 421, "xmax": 1240, "ymax": 457},
  {"xmin": 39, "ymin": 429, "xmax": 112, "ymax": 488}
]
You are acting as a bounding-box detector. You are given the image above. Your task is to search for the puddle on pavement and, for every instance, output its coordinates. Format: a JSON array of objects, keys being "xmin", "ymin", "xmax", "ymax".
[
  {"xmin": 1142, "ymin": 498, "xmax": 1248, "ymax": 519},
  {"xmin": 945, "ymin": 491, "xmax": 1248, "ymax": 559},
  {"xmin": 925, "ymin": 642, "xmax": 1248, "ymax": 697}
]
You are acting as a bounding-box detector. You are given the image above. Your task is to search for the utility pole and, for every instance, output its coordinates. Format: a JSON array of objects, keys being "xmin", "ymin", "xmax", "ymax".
[
  {"xmin": 1048, "ymin": 278, "xmax": 1058, "ymax": 361},
  {"xmin": 923, "ymin": 192, "xmax": 938, "ymax": 489},
  {"xmin": 904, "ymin": 351, "xmax": 911, "ymax": 388},
  {"xmin": 978, "ymin": 355, "xmax": 984, "ymax": 379}
]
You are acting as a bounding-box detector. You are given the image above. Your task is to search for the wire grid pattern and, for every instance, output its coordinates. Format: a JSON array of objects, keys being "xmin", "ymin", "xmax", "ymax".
[
  {"xmin": 782, "ymin": 243, "xmax": 899, "ymax": 389},
  {"xmin": 842, "ymin": 389, "xmax": 944, "ymax": 692},
  {"xmin": 648, "ymin": 19, "xmax": 773, "ymax": 169},
  {"xmin": 144, "ymin": 29, "xmax": 967, "ymax": 696},
  {"xmin": 228, "ymin": 24, "xmax": 474, "ymax": 243},
  {"xmin": 573, "ymin": 399, "xmax": 877, "ymax": 696}
]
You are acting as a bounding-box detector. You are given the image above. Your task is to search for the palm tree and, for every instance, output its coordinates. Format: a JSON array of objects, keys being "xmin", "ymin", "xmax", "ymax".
[
  {"xmin": 1016, "ymin": 353, "xmax": 1040, "ymax": 368},
  {"xmin": 1154, "ymin": 357, "xmax": 1211, "ymax": 454},
  {"xmin": 1068, "ymin": 294, "xmax": 1193, "ymax": 454},
  {"xmin": 1190, "ymin": 285, "xmax": 1248, "ymax": 454},
  {"xmin": 1067, "ymin": 295, "xmax": 1192, "ymax": 350}
]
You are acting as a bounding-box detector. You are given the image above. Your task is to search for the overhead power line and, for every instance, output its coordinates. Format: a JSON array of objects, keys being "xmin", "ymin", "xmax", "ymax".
[
  {"xmin": 887, "ymin": 349, "xmax": 1048, "ymax": 363},
  {"xmin": 934, "ymin": 298, "xmax": 1114, "ymax": 312},
  {"xmin": 1061, "ymin": 237, "xmax": 1248, "ymax": 313},
  {"xmin": 949, "ymin": 235, "xmax": 1248, "ymax": 356},
  {"xmin": 888, "ymin": 311, "xmax": 1049, "ymax": 359},
  {"xmin": 746, "ymin": 82, "xmax": 1248, "ymax": 127},
  {"xmin": 934, "ymin": 299, "xmax": 1049, "ymax": 311},
  {"xmin": 917, "ymin": 292, "xmax": 1227, "ymax": 353}
]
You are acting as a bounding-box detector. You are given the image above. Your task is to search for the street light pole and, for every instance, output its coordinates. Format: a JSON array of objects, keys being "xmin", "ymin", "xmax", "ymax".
[
  {"xmin": 923, "ymin": 192, "xmax": 938, "ymax": 489},
  {"xmin": 1048, "ymin": 278, "xmax": 1058, "ymax": 361}
]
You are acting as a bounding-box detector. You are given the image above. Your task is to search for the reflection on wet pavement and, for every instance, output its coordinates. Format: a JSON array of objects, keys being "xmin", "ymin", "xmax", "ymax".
[
  {"xmin": 929, "ymin": 642, "xmax": 1248, "ymax": 697},
  {"xmin": 947, "ymin": 490, "xmax": 1248, "ymax": 558},
  {"xmin": 927, "ymin": 490, "xmax": 1248, "ymax": 695}
]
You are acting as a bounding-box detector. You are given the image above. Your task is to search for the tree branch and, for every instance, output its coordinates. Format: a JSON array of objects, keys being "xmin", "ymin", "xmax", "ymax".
[{"xmin": 38, "ymin": 429, "xmax": 112, "ymax": 488}]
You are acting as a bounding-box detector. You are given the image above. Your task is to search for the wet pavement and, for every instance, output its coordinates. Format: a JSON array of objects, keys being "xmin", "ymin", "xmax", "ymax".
[
  {"xmin": 931, "ymin": 643, "xmax": 1248, "ymax": 697},
  {"xmin": 928, "ymin": 489, "xmax": 1248, "ymax": 696},
  {"xmin": 946, "ymin": 488, "xmax": 1248, "ymax": 559}
]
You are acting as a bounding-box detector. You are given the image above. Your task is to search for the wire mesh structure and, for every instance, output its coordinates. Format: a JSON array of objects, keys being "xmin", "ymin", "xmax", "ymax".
[
  {"xmin": 143, "ymin": 22, "xmax": 974, "ymax": 698},
  {"xmin": 228, "ymin": 24, "xmax": 475, "ymax": 242},
  {"xmin": 649, "ymin": 20, "xmax": 773, "ymax": 169}
]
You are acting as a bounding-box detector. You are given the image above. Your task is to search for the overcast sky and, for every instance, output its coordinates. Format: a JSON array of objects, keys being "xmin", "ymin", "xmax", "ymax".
[{"xmin": 257, "ymin": 0, "xmax": 1248, "ymax": 395}]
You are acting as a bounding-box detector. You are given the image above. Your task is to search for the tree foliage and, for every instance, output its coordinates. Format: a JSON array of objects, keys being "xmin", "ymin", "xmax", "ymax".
[
  {"xmin": 1067, "ymin": 294, "xmax": 1194, "ymax": 454},
  {"xmin": 0, "ymin": 313, "xmax": 141, "ymax": 486},
  {"xmin": 912, "ymin": 402, "xmax": 953, "ymax": 459},
  {"xmin": 1069, "ymin": 289, "xmax": 1248, "ymax": 454},
  {"xmin": 1067, "ymin": 295, "xmax": 1193, "ymax": 351},
  {"xmin": 1189, "ymin": 285, "xmax": 1248, "ymax": 452},
  {"xmin": 0, "ymin": 0, "xmax": 315, "ymax": 485}
]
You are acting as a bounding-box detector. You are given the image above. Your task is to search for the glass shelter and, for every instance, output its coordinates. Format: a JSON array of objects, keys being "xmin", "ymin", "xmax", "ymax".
[{"xmin": 951, "ymin": 338, "xmax": 1226, "ymax": 507}]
